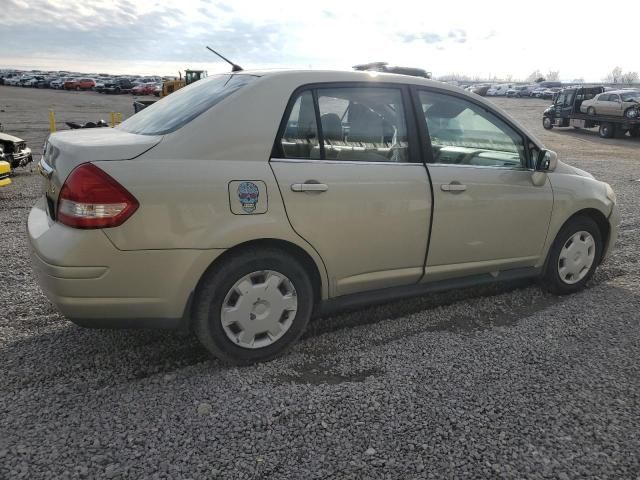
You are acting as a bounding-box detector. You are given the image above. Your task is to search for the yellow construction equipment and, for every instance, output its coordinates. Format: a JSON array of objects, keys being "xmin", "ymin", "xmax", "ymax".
[{"xmin": 160, "ymin": 69, "xmax": 207, "ymax": 97}]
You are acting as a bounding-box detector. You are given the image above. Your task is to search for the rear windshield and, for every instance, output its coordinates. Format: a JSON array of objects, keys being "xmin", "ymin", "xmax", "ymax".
[{"xmin": 118, "ymin": 74, "xmax": 257, "ymax": 135}]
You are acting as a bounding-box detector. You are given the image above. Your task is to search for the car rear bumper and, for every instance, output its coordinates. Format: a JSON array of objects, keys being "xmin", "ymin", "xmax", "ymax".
[{"xmin": 27, "ymin": 197, "xmax": 224, "ymax": 328}]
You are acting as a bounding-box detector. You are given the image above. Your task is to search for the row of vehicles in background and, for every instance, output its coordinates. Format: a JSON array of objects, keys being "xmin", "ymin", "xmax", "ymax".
[
  {"xmin": 462, "ymin": 82, "xmax": 563, "ymax": 98},
  {"xmin": 0, "ymin": 71, "xmax": 166, "ymax": 96}
]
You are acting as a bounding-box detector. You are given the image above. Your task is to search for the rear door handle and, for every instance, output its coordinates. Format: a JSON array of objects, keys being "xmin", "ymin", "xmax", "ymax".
[
  {"xmin": 441, "ymin": 183, "xmax": 467, "ymax": 192},
  {"xmin": 291, "ymin": 183, "xmax": 328, "ymax": 193}
]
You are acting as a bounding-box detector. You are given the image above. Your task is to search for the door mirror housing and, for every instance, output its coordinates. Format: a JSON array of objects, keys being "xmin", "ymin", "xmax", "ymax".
[{"xmin": 536, "ymin": 149, "xmax": 558, "ymax": 171}]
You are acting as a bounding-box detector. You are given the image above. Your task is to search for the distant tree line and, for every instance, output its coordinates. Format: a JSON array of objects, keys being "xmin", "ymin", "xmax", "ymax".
[{"xmin": 437, "ymin": 67, "xmax": 639, "ymax": 85}]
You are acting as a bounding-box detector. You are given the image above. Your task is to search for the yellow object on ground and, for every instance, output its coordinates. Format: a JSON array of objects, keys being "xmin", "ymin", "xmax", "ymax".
[
  {"xmin": 0, "ymin": 160, "xmax": 11, "ymax": 187},
  {"xmin": 48, "ymin": 110, "xmax": 56, "ymax": 133}
]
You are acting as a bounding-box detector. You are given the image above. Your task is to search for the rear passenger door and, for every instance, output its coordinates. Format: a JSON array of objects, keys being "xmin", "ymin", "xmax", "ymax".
[{"xmin": 270, "ymin": 85, "xmax": 432, "ymax": 297}]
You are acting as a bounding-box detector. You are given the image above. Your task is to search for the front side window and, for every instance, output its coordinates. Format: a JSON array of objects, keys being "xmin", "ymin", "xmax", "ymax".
[{"xmin": 419, "ymin": 90, "xmax": 526, "ymax": 168}]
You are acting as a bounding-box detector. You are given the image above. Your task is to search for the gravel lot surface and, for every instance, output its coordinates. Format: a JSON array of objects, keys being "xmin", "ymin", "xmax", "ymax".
[{"xmin": 1, "ymin": 86, "xmax": 640, "ymax": 479}]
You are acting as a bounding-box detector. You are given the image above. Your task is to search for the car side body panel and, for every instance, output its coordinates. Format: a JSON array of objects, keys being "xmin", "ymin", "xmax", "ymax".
[
  {"xmin": 537, "ymin": 163, "xmax": 617, "ymax": 269},
  {"xmin": 97, "ymin": 158, "xmax": 330, "ymax": 299}
]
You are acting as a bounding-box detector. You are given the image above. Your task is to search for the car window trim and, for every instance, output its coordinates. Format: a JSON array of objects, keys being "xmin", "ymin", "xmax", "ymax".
[
  {"xmin": 270, "ymin": 81, "xmax": 421, "ymax": 164},
  {"xmin": 410, "ymin": 85, "xmax": 535, "ymax": 170}
]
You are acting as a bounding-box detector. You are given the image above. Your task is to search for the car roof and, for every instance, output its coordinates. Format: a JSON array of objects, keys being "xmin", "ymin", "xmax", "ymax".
[{"xmin": 606, "ymin": 89, "xmax": 639, "ymax": 94}]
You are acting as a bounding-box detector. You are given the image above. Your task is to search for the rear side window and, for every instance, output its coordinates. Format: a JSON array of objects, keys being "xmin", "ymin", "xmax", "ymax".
[
  {"xmin": 275, "ymin": 86, "xmax": 411, "ymax": 163},
  {"xmin": 118, "ymin": 74, "xmax": 257, "ymax": 135},
  {"xmin": 279, "ymin": 91, "xmax": 320, "ymax": 159}
]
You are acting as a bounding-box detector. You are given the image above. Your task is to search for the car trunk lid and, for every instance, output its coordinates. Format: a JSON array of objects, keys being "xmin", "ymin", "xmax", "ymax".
[{"xmin": 38, "ymin": 128, "xmax": 161, "ymax": 217}]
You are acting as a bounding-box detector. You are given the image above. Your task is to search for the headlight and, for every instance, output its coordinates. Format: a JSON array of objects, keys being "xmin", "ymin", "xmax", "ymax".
[{"xmin": 605, "ymin": 183, "xmax": 616, "ymax": 205}]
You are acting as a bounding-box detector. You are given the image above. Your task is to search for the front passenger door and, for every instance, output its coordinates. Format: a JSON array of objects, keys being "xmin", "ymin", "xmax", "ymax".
[{"xmin": 416, "ymin": 89, "xmax": 554, "ymax": 281}]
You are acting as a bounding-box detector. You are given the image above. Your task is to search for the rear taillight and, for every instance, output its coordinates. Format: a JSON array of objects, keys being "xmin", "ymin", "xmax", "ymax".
[{"xmin": 57, "ymin": 163, "xmax": 139, "ymax": 229}]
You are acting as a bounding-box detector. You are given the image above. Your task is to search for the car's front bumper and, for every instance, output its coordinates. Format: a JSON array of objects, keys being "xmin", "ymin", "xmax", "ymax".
[
  {"xmin": 8, "ymin": 147, "xmax": 32, "ymax": 168},
  {"xmin": 603, "ymin": 202, "xmax": 621, "ymax": 262},
  {"xmin": 27, "ymin": 197, "xmax": 225, "ymax": 329}
]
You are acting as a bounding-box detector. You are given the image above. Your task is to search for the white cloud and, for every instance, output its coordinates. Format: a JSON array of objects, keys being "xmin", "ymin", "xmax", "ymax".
[{"xmin": 0, "ymin": 0, "xmax": 638, "ymax": 81}]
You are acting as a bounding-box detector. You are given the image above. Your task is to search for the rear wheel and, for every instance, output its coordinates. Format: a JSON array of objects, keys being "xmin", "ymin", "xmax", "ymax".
[
  {"xmin": 587, "ymin": 107, "xmax": 596, "ymax": 115},
  {"xmin": 193, "ymin": 248, "xmax": 314, "ymax": 364},
  {"xmin": 541, "ymin": 216, "xmax": 602, "ymax": 295},
  {"xmin": 629, "ymin": 126, "xmax": 640, "ymax": 138},
  {"xmin": 599, "ymin": 123, "xmax": 614, "ymax": 138},
  {"xmin": 542, "ymin": 117, "xmax": 553, "ymax": 130}
]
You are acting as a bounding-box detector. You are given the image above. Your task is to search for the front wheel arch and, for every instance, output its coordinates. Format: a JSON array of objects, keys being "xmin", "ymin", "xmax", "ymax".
[{"xmin": 550, "ymin": 208, "xmax": 610, "ymax": 267}]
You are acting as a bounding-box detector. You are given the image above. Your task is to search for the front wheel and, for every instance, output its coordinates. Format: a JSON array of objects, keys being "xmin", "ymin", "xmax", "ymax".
[
  {"xmin": 624, "ymin": 108, "xmax": 639, "ymax": 120},
  {"xmin": 542, "ymin": 117, "xmax": 553, "ymax": 130},
  {"xmin": 587, "ymin": 107, "xmax": 596, "ymax": 115},
  {"xmin": 541, "ymin": 216, "xmax": 602, "ymax": 295},
  {"xmin": 193, "ymin": 249, "xmax": 314, "ymax": 364}
]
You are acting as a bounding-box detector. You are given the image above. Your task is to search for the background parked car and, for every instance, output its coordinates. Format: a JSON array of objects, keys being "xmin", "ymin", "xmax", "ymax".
[
  {"xmin": 64, "ymin": 78, "xmax": 95, "ymax": 91},
  {"xmin": 542, "ymin": 87, "xmax": 562, "ymax": 100},
  {"xmin": 487, "ymin": 84, "xmax": 513, "ymax": 96},
  {"xmin": 131, "ymin": 82, "xmax": 157, "ymax": 95},
  {"xmin": 531, "ymin": 87, "xmax": 548, "ymax": 98},
  {"xmin": 470, "ymin": 84, "xmax": 491, "ymax": 96},
  {"xmin": 104, "ymin": 78, "xmax": 134, "ymax": 94}
]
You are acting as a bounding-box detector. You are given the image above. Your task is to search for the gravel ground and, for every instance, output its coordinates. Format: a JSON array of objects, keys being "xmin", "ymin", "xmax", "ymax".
[{"xmin": 1, "ymin": 87, "xmax": 640, "ymax": 479}]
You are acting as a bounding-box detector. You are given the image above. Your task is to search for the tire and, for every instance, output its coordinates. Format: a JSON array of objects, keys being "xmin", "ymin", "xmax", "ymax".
[
  {"xmin": 75, "ymin": 86, "xmax": 80, "ymax": 91},
  {"xmin": 624, "ymin": 108, "xmax": 639, "ymax": 120},
  {"xmin": 542, "ymin": 117, "xmax": 553, "ymax": 130},
  {"xmin": 541, "ymin": 216, "xmax": 602, "ymax": 295},
  {"xmin": 587, "ymin": 107, "xmax": 596, "ymax": 115},
  {"xmin": 629, "ymin": 127, "xmax": 640, "ymax": 138},
  {"xmin": 193, "ymin": 248, "xmax": 314, "ymax": 364},
  {"xmin": 599, "ymin": 123, "xmax": 614, "ymax": 138}
]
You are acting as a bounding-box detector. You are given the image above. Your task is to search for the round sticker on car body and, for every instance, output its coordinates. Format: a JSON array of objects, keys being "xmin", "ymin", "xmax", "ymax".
[{"xmin": 229, "ymin": 180, "xmax": 268, "ymax": 215}]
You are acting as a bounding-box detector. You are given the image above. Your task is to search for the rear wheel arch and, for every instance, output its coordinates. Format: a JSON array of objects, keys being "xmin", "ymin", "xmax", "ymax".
[{"xmin": 191, "ymin": 238, "xmax": 325, "ymax": 319}]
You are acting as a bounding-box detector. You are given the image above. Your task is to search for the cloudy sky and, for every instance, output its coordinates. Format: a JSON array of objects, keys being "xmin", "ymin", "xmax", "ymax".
[{"xmin": 1, "ymin": 0, "xmax": 638, "ymax": 81}]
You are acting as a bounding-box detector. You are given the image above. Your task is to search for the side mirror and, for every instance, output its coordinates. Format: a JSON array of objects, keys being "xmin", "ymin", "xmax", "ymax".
[{"xmin": 536, "ymin": 149, "xmax": 558, "ymax": 171}]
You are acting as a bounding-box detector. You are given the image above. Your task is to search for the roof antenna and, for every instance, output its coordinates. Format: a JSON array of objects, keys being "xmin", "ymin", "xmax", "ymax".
[{"xmin": 206, "ymin": 46, "xmax": 243, "ymax": 72}]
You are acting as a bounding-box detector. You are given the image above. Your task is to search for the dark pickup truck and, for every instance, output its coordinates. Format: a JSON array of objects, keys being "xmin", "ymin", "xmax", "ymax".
[{"xmin": 543, "ymin": 86, "xmax": 640, "ymax": 139}]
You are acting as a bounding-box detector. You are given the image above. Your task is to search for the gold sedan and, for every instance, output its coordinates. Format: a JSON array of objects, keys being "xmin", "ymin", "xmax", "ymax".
[{"xmin": 581, "ymin": 90, "xmax": 640, "ymax": 118}]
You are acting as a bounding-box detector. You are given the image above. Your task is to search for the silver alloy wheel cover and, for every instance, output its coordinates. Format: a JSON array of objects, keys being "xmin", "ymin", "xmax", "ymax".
[
  {"xmin": 220, "ymin": 270, "xmax": 298, "ymax": 349},
  {"xmin": 558, "ymin": 230, "xmax": 596, "ymax": 285},
  {"xmin": 543, "ymin": 117, "xmax": 552, "ymax": 128}
]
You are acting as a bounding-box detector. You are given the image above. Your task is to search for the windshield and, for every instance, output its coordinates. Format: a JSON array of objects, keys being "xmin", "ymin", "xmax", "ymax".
[{"xmin": 119, "ymin": 74, "xmax": 257, "ymax": 136}]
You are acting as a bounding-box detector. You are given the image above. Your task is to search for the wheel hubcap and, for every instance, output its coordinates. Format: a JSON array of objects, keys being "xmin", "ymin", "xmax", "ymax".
[
  {"xmin": 558, "ymin": 231, "xmax": 596, "ymax": 285},
  {"xmin": 220, "ymin": 270, "xmax": 297, "ymax": 349}
]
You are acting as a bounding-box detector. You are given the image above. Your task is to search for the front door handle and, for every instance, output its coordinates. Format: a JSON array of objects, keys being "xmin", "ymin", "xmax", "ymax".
[
  {"xmin": 291, "ymin": 182, "xmax": 328, "ymax": 193},
  {"xmin": 441, "ymin": 183, "xmax": 467, "ymax": 192}
]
